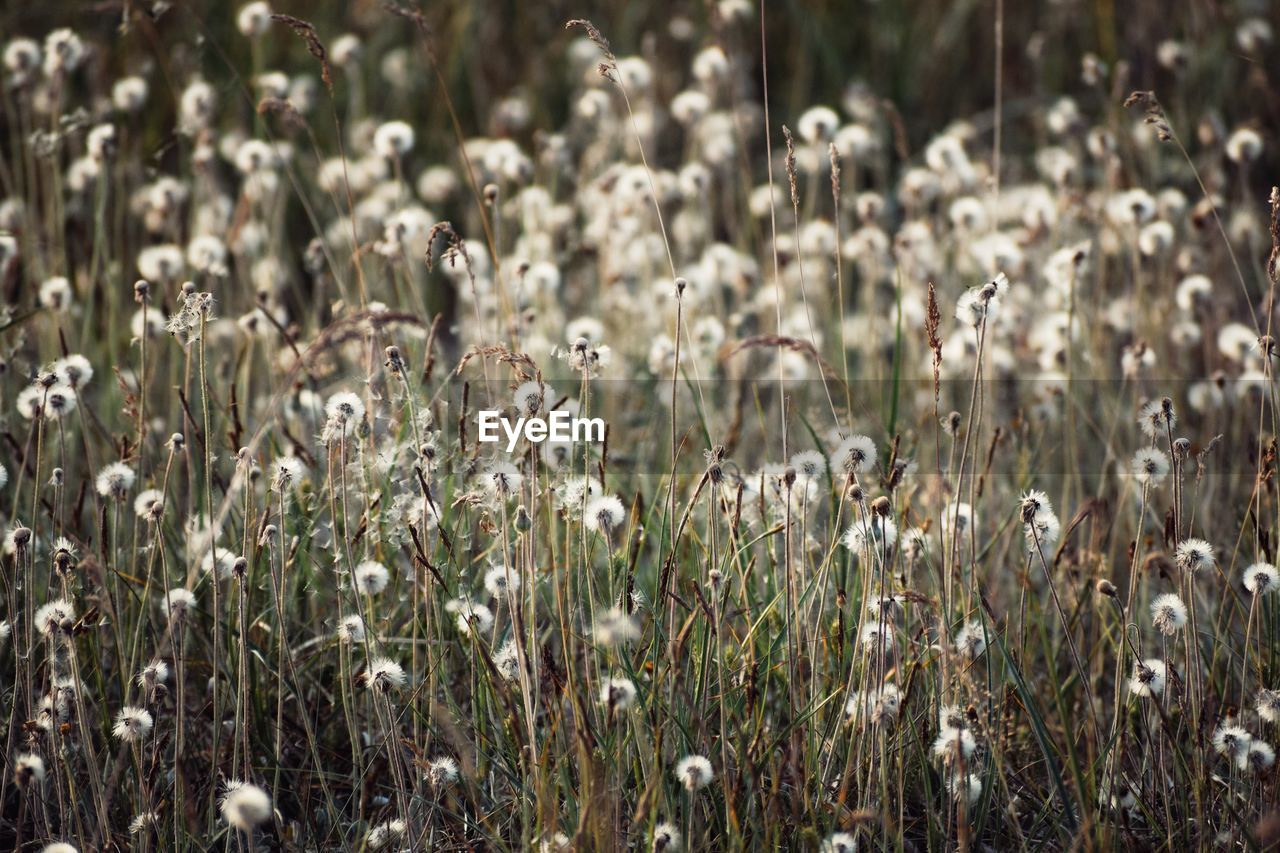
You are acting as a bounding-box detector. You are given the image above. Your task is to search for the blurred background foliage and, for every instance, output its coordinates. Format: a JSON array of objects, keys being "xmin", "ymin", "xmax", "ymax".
[{"xmin": 3, "ymin": 0, "xmax": 1278, "ymax": 183}]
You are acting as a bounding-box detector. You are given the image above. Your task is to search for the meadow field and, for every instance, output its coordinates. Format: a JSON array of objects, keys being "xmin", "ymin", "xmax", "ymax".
[{"xmin": 1, "ymin": 0, "xmax": 1279, "ymax": 850}]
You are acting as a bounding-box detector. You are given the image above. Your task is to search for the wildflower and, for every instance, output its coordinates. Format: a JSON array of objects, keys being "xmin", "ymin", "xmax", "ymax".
[
  {"xmin": 1024, "ymin": 509, "xmax": 1061, "ymax": 552},
  {"xmin": 1212, "ymin": 725, "xmax": 1252, "ymax": 762},
  {"xmin": 1226, "ymin": 127, "xmax": 1264, "ymax": 164},
  {"xmin": 1149, "ymin": 593, "xmax": 1188, "ymax": 635},
  {"xmin": 1257, "ymin": 689, "xmax": 1280, "ymax": 723},
  {"xmin": 323, "ymin": 391, "xmax": 365, "ymax": 438},
  {"xmin": 955, "ymin": 274, "xmax": 1006, "ymax": 328},
  {"xmin": 353, "ymin": 560, "xmax": 390, "ymax": 596},
  {"xmin": 133, "ymin": 489, "xmax": 164, "ymax": 520},
  {"xmin": 95, "ymin": 462, "xmax": 136, "ymax": 499},
  {"xmin": 561, "ymin": 336, "xmax": 612, "ymax": 377},
  {"xmin": 235, "ymin": 2, "xmax": 272, "ymax": 37},
  {"xmin": 557, "ymin": 475, "xmax": 605, "ymax": 516},
  {"xmin": 932, "ymin": 727, "xmax": 977, "ymax": 765},
  {"xmin": 1240, "ymin": 739, "xmax": 1276, "ymax": 773},
  {"xmin": 112, "ymin": 706, "xmax": 154, "ymax": 742},
  {"xmin": 534, "ymin": 832, "xmax": 571, "ymax": 852},
  {"xmin": 201, "ymin": 547, "xmax": 239, "ymax": 581},
  {"xmin": 653, "ymin": 822, "xmax": 682, "ymax": 851},
  {"xmin": 41, "ymin": 844, "xmax": 78, "ymax": 853},
  {"xmin": 363, "ymin": 658, "xmax": 407, "ymax": 693},
  {"xmin": 112, "ymin": 76, "xmax": 148, "ymax": 112},
  {"xmin": 34, "ymin": 600, "xmax": 75, "ymax": 637},
  {"xmin": 860, "ymin": 620, "xmax": 893, "ymax": 651},
  {"xmin": 585, "ymin": 495, "xmax": 627, "ymax": 536},
  {"xmin": 493, "ymin": 640, "xmax": 521, "ymax": 681},
  {"xmin": 821, "ymin": 833, "xmax": 857, "ymax": 853},
  {"xmin": 845, "ymin": 684, "xmax": 902, "ymax": 727},
  {"xmin": 1175, "ymin": 539, "xmax": 1215, "ymax": 575},
  {"xmin": 512, "ymin": 380, "xmax": 545, "ymax": 417},
  {"xmin": 593, "ymin": 606, "xmax": 640, "ymax": 645},
  {"xmin": 129, "ymin": 812, "xmax": 159, "ymax": 835},
  {"xmin": 946, "ymin": 771, "xmax": 984, "ymax": 804},
  {"xmin": 270, "ymin": 456, "xmax": 305, "ymax": 492},
  {"xmin": 52, "ymin": 354, "xmax": 92, "ymax": 389},
  {"xmin": 13, "ymin": 753, "xmax": 46, "ymax": 787},
  {"xmin": 954, "ymin": 620, "xmax": 988, "ymax": 659},
  {"xmin": 425, "ymin": 756, "xmax": 459, "ymax": 787},
  {"xmin": 368, "ymin": 819, "xmax": 408, "ymax": 850},
  {"xmin": 1244, "ymin": 562, "xmax": 1280, "ymax": 595},
  {"xmin": 843, "ymin": 515, "xmax": 897, "ymax": 555},
  {"xmin": 373, "ymin": 121, "xmax": 416, "ymax": 158},
  {"xmin": 220, "ymin": 780, "xmax": 272, "ymax": 831},
  {"xmin": 3, "ymin": 39, "xmax": 40, "ymax": 85},
  {"xmin": 42, "ymin": 385, "xmax": 78, "ymax": 420},
  {"xmin": 1137, "ymin": 398, "xmax": 1176, "ymax": 438},
  {"xmin": 1130, "ymin": 447, "xmax": 1170, "ymax": 487},
  {"xmin": 484, "ymin": 566, "xmax": 520, "ymax": 598},
  {"xmin": 337, "ymin": 615, "xmax": 365, "ymax": 643},
  {"xmin": 942, "ymin": 501, "xmax": 978, "ymax": 541},
  {"xmin": 137, "ymin": 660, "xmax": 170, "ymax": 689},
  {"xmin": 452, "ymin": 601, "xmax": 494, "ymax": 638},
  {"xmin": 162, "ymin": 588, "xmax": 196, "ymax": 622},
  {"xmin": 482, "ymin": 461, "xmax": 524, "ymax": 499},
  {"xmin": 790, "ymin": 450, "xmax": 828, "ymax": 484},
  {"xmin": 830, "ymin": 434, "xmax": 877, "ymax": 477},
  {"xmin": 1128, "ymin": 658, "xmax": 1168, "ymax": 697},
  {"xmin": 673, "ymin": 754, "xmax": 714, "ymax": 791},
  {"xmin": 1018, "ymin": 489, "xmax": 1052, "ymax": 523},
  {"xmin": 600, "ymin": 676, "xmax": 638, "ymax": 711}
]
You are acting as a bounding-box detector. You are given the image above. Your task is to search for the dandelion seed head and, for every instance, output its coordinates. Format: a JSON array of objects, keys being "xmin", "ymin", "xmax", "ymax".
[
  {"xmin": 673, "ymin": 754, "xmax": 714, "ymax": 791},
  {"xmin": 585, "ymin": 494, "xmax": 627, "ymax": 535},
  {"xmin": 1257, "ymin": 688, "xmax": 1280, "ymax": 724},
  {"xmin": 368, "ymin": 818, "xmax": 408, "ymax": 850},
  {"xmin": 1150, "ymin": 593, "xmax": 1188, "ymax": 635},
  {"xmin": 830, "ymin": 434, "xmax": 877, "ymax": 477},
  {"xmin": 133, "ymin": 489, "xmax": 164, "ymax": 520},
  {"xmin": 14, "ymin": 753, "xmax": 46, "ymax": 787},
  {"xmin": 600, "ymin": 676, "xmax": 638, "ymax": 711},
  {"xmin": 34, "ymin": 599, "xmax": 75, "ymax": 637},
  {"xmin": 425, "ymin": 756, "xmax": 459, "ymax": 787},
  {"xmin": 1131, "ymin": 447, "xmax": 1171, "ymax": 487},
  {"xmin": 364, "ymin": 658, "xmax": 406, "ymax": 693},
  {"xmin": 1213, "ymin": 725, "xmax": 1252, "ymax": 760},
  {"xmin": 821, "ymin": 832, "xmax": 857, "ymax": 853},
  {"xmin": 932, "ymin": 726, "xmax": 977, "ymax": 764},
  {"xmin": 162, "ymin": 588, "xmax": 196, "ymax": 621},
  {"xmin": 1175, "ymin": 539, "xmax": 1215, "ymax": 575},
  {"xmin": 1128, "ymin": 658, "xmax": 1168, "ymax": 697},
  {"xmin": 337, "ymin": 615, "xmax": 365, "ymax": 643},
  {"xmin": 1245, "ymin": 562, "xmax": 1280, "ymax": 595},
  {"xmin": 95, "ymin": 462, "xmax": 136, "ymax": 499},
  {"xmin": 111, "ymin": 706, "xmax": 154, "ymax": 742},
  {"xmin": 593, "ymin": 605, "xmax": 641, "ymax": 645},
  {"xmin": 1240, "ymin": 739, "xmax": 1276, "ymax": 773},
  {"xmin": 220, "ymin": 780, "xmax": 272, "ymax": 831},
  {"xmin": 353, "ymin": 560, "xmax": 390, "ymax": 596}
]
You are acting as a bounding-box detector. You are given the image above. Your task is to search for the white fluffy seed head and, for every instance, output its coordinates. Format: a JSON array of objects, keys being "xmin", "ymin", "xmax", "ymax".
[
  {"xmin": 111, "ymin": 706, "xmax": 154, "ymax": 742},
  {"xmin": 353, "ymin": 560, "xmax": 390, "ymax": 596},
  {"xmin": 1245, "ymin": 562, "xmax": 1280, "ymax": 596},
  {"xmin": 95, "ymin": 462, "xmax": 136, "ymax": 499},
  {"xmin": 1128, "ymin": 658, "xmax": 1168, "ymax": 698},
  {"xmin": 220, "ymin": 780, "xmax": 272, "ymax": 831},
  {"xmin": 1150, "ymin": 593, "xmax": 1188, "ymax": 635},
  {"xmin": 673, "ymin": 754, "xmax": 714, "ymax": 791}
]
